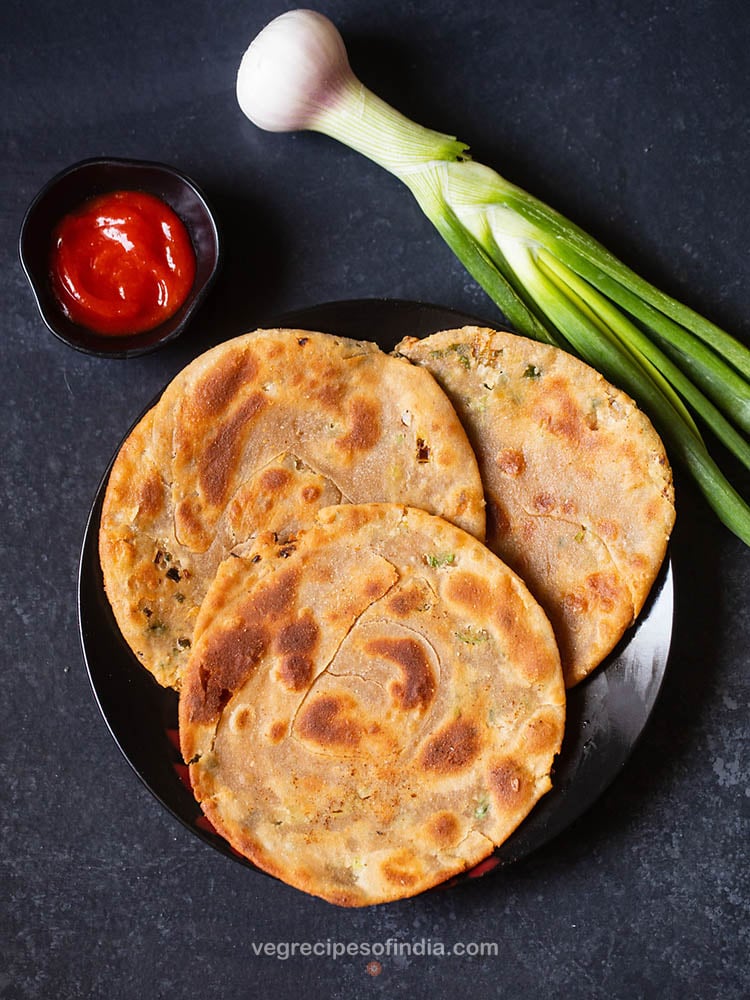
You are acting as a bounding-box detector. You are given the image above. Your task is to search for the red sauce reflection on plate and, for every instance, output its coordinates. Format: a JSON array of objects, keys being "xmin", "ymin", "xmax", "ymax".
[{"xmin": 50, "ymin": 190, "xmax": 196, "ymax": 336}]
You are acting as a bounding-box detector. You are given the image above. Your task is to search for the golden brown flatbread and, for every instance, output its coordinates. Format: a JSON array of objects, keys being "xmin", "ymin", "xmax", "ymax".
[
  {"xmin": 179, "ymin": 503, "xmax": 565, "ymax": 906},
  {"xmin": 99, "ymin": 329, "xmax": 486, "ymax": 688},
  {"xmin": 396, "ymin": 326, "xmax": 675, "ymax": 686}
]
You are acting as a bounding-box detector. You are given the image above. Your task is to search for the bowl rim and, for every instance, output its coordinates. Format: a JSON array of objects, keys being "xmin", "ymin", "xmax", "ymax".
[{"xmin": 19, "ymin": 155, "xmax": 222, "ymax": 358}]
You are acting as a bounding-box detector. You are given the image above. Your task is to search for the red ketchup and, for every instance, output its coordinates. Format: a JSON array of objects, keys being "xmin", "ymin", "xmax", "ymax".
[{"xmin": 50, "ymin": 190, "xmax": 196, "ymax": 336}]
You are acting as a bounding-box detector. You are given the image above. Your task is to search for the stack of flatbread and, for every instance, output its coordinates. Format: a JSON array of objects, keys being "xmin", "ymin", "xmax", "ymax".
[{"xmin": 99, "ymin": 325, "xmax": 674, "ymax": 905}]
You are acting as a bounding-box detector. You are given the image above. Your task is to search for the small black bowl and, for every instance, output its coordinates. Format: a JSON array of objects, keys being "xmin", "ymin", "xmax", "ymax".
[{"xmin": 19, "ymin": 157, "xmax": 221, "ymax": 358}]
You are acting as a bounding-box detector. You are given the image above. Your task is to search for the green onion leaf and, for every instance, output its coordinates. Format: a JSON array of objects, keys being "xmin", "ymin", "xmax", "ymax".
[{"xmin": 237, "ymin": 11, "xmax": 750, "ymax": 547}]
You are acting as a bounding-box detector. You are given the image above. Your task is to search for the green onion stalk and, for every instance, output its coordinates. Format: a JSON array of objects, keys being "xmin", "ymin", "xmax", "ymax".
[{"xmin": 237, "ymin": 9, "xmax": 750, "ymax": 546}]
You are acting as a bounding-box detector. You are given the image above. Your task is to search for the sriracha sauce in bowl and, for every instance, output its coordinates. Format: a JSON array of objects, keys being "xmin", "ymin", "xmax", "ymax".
[{"xmin": 20, "ymin": 158, "xmax": 221, "ymax": 357}]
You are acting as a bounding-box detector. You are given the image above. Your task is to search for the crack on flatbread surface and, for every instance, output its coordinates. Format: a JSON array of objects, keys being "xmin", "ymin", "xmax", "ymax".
[
  {"xmin": 288, "ymin": 558, "xmax": 403, "ymax": 733},
  {"xmin": 445, "ymin": 829, "xmax": 495, "ymax": 857},
  {"xmin": 519, "ymin": 505, "xmax": 638, "ymax": 619}
]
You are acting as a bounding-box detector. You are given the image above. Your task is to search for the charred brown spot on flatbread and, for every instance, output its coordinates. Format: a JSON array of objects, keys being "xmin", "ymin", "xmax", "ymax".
[
  {"xmin": 336, "ymin": 397, "xmax": 380, "ymax": 453},
  {"xmin": 199, "ymin": 392, "xmax": 266, "ymax": 505},
  {"xmin": 444, "ymin": 570, "xmax": 493, "ymax": 614},
  {"xmin": 562, "ymin": 590, "xmax": 588, "ymax": 616},
  {"xmin": 187, "ymin": 624, "xmax": 267, "ymax": 725},
  {"xmin": 274, "ymin": 613, "xmax": 319, "ymax": 691},
  {"xmin": 385, "ymin": 584, "xmax": 426, "ymax": 617},
  {"xmin": 596, "ymin": 518, "xmax": 620, "ymax": 542},
  {"xmin": 193, "ymin": 348, "xmax": 259, "ymax": 418},
  {"xmin": 273, "ymin": 613, "xmax": 319, "ymax": 658},
  {"xmin": 532, "ymin": 492, "xmax": 556, "ymax": 514},
  {"xmin": 243, "ymin": 565, "xmax": 299, "ymax": 621},
  {"xmin": 259, "ymin": 467, "xmax": 292, "ymax": 492},
  {"xmin": 268, "ymin": 720, "xmax": 287, "ymax": 743},
  {"xmin": 316, "ymin": 380, "xmax": 345, "ymax": 409},
  {"xmin": 533, "ymin": 375, "xmax": 590, "ymax": 443},
  {"xmin": 496, "ymin": 449, "xmax": 525, "ymax": 477},
  {"xmin": 585, "ymin": 571, "xmax": 625, "ymax": 613},
  {"xmin": 231, "ymin": 707, "xmax": 252, "ymax": 732},
  {"xmin": 364, "ymin": 636, "xmax": 436, "ymax": 712},
  {"xmin": 420, "ymin": 719, "xmax": 480, "ymax": 774},
  {"xmin": 521, "ymin": 712, "xmax": 561, "ymax": 755},
  {"xmin": 296, "ymin": 694, "xmax": 363, "ymax": 749},
  {"xmin": 174, "ymin": 496, "xmax": 207, "ymax": 549},
  {"xmin": 427, "ymin": 811, "xmax": 461, "ymax": 848},
  {"xmin": 276, "ymin": 654, "xmax": 314, "ymax": 691},
  {"xmin": 136, "ymin": 471, "xmax": 164, "ymax": 520},
  {"xmin": 381, "ymin": 851, "xmax": 421, "ymax": 888},
  {"xmin": 364, "ymin": 578, "xmax": 387, "ymax": 601},
  {"xmin": 489, "ymin": 758, "xmax": 532, "ymax": 811}
]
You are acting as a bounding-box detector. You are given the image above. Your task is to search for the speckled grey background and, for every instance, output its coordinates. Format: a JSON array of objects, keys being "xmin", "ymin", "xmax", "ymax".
[{"xmin": 2, "ymin": 1, "xmax": 748, "ymax": 997}]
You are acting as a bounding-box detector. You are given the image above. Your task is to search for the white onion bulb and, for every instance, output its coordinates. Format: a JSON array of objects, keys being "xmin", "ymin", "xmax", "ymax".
[{"xmin": 236, "ymin": 9, "xmax": 355, "ymax": 133}]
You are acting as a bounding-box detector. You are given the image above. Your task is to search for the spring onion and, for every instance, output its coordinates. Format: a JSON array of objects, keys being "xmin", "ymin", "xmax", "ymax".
[{"xmin": 237, "ymin": 9, "xmax": 750, "ymax": 546}]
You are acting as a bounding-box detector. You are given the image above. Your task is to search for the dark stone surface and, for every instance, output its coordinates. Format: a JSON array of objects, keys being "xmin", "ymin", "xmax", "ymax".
[{"xmin": 2, "ymin": 1, "xmax": 747, "ymax": 997}]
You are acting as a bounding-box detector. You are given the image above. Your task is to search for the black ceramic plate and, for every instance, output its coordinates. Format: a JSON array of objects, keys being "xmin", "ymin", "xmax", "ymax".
[{"xmin": 78, "ymin": 299, "xmax": 674, "ymax": 883}]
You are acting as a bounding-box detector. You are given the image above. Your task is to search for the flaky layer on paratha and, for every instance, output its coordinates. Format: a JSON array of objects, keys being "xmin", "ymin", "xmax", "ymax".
[
  {"xmin": 396, "ymin": 327, "xmax": 675, "ymax": 686},
  {"xmin": 99, "ymin": 330, "xmax": 486, "ymax": 689},
  {"xmin": 180, "ymin": 503, "xmax": 565, "ymax": 907}
]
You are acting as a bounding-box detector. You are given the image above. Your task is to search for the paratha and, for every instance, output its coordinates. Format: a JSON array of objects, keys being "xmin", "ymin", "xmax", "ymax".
[
  {"xmin": 99, "ymin": 329, "xmax": 486, "ymax": 689},
  {"xmin": 179, "ymin": 503, "xmax": 565, "ymax": 906},
  {"xmin": 396, "ymin": 326, "xmax": 675, "ymax": 686}
]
